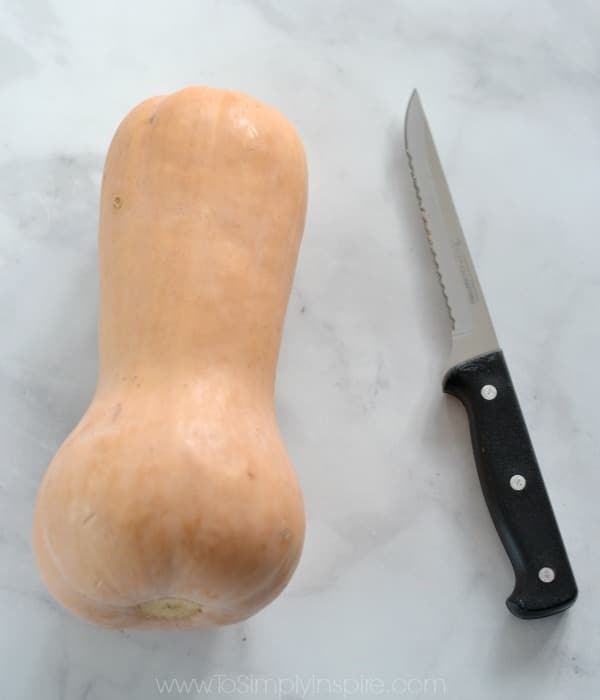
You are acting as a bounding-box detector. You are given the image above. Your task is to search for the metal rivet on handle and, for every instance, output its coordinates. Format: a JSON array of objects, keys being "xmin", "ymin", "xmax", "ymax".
[
  {"xmin": 481, "ymin": 384, "xmax": 497, "ymax": 400},
  {"xmin": 538, "ymin": 567, "xmax": 556, "ymax": 583},
  {"xmin": 510, "ymin": 474, "xmax": 527, "ymax": 491}
]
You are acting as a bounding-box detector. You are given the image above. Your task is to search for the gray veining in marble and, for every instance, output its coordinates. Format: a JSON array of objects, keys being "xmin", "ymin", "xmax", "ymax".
[{"xmin": 1, "ymin": 0, "xmax": 599, "ymax": 698}]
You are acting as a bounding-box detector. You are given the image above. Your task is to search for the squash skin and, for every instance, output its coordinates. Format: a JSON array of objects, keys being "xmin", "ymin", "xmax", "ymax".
[{"xmin": 32, "ymin": 87, "xmax": 307, "ymax": 629}]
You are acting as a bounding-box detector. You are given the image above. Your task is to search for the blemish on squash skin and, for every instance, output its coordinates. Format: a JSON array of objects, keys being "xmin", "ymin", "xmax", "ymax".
[
  {"xmin": 112, "ymin": 195, "xmax": 123, "ymax": 209},
  {"xmin": 111, "ymin": 403, "xmax": 122, "ymax": 422},
  {"xmin": 279, "ymin": 528, "xmax": 291, "ymax": 541},
  {"xmin": 83, "ymin": 512, "xmax": 96, "ymax": 526},
  {"xmin": 119, "ymin": 375, "xmax": 141, "ymax": 387},
  {"xmin": 247, "ymin": 470, "xmax": 256, "ymax": 479}
]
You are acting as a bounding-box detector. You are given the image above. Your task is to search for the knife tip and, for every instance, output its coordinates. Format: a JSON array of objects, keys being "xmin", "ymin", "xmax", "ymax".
[
  {"xmin": 405, "ymin": 89, "xmax": 426, "ymax": 152},
  {"xmin": 404, "ymin": 89, "xmax": 419, "ymax": 152},
  {"xmin": 407, "ymin": 88, "xmax": 421, "ymax": 112}
]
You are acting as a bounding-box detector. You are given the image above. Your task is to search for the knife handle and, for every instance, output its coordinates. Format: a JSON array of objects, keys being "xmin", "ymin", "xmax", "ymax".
[{"xmin": 443, "ymin": 350, "xmax": 577, "ymax": 619}]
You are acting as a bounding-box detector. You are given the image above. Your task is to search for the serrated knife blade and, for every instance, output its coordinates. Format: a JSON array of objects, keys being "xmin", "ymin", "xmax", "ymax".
[
  {"xmin": 404, "ymin": 89, "xmax": 577, "ymax": 619},
  {"xmin": 404, "ymin": 90, "xmax": 498, "ymax": 371}
]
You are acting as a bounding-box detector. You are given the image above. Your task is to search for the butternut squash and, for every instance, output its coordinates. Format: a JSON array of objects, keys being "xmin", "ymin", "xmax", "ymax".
[{"xmin": 32, "ymin": 87, "xmax": 307, "ymax": 629}]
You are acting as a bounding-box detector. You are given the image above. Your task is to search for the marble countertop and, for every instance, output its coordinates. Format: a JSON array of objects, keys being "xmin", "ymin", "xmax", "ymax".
[{"xmin": 2, "ymin": 1, "xmax": 599, "ymax": 698}]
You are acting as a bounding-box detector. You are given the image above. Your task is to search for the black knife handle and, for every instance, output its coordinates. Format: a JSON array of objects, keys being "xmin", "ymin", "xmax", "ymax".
[{"xmin": 443, "ymin": 350, "xmax": 577, "ymax": 619}]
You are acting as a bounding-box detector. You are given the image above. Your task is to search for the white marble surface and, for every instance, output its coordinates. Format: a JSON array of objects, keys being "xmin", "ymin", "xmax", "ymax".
[{"xmin": 2, "ymin": 0, "xmax": 599, "ymax": 698}]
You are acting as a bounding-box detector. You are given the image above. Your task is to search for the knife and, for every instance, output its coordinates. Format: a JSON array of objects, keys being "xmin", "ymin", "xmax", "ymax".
[{"xmin": 404, "ymin": 90, "xmax": 577, "ymax": 619}]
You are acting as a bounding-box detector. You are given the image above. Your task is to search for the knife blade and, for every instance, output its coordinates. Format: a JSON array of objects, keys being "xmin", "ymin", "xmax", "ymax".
[{"xmin": 404, "ymin": 89, "xmax": 577, "ymax": 619}]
